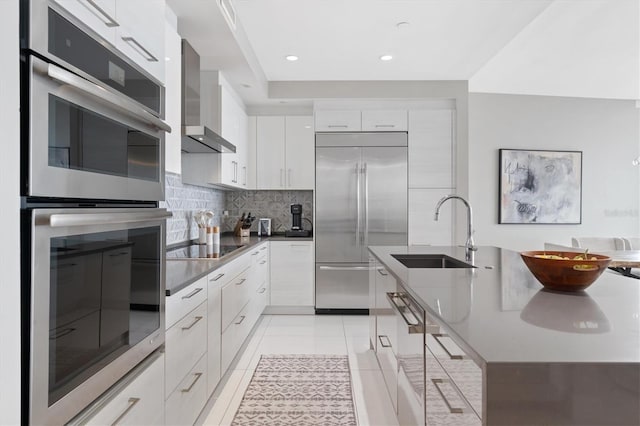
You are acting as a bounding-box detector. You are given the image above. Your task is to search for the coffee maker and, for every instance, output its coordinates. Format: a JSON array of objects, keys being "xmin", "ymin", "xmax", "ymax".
[{"xmin": 285, "ymin": 203, "xmax": 311, "ymax": 237}]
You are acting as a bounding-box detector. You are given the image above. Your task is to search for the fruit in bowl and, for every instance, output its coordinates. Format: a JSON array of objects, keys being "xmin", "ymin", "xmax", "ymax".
[{"xmin": 520, "ymin": 250, "xmax": 612, "ymax": 292}]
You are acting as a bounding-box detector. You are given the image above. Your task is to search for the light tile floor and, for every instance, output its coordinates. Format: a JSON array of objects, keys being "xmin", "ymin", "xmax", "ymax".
[{"xmin": 197, "ymin": 314, "xmax": 399, "ymax": 426}]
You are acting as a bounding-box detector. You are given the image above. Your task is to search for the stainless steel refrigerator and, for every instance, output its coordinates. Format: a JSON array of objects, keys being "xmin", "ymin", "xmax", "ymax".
[{"xmin": 315, "ymin": 132, "xmax": 408, "ymax": 313}]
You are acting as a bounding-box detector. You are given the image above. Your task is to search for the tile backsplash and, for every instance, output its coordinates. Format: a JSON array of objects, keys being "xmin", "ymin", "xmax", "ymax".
[
  {"xmin": 161, "ymin": 172, "xmax": 226, "ymax": 245},
  {"xmin": 162, "ymin": 173, "xmax": 314, "ymax": 244},
  {"xmin": 224, "ymin": 190, "xmax": 313, "ymax": 233}
]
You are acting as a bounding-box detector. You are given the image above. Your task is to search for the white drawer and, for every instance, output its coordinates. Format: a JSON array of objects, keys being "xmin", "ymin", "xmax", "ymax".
[
  {"xmin": 84, "ymin": 352, "xmax": 164, "ymax": 425},
  {"xmin": 315, "ymin": 110, "xmax": 361, "ymax": 132},
  {"xmin": 166, "ymin": 276, "xmax": 207, "ymax": 330},
  {"xmin": 221, "ymin": 268, "xmax": 251, "ymax": 331},
  {"xmin": 255, "ymin": 282, "xmax": 269, "ymax": 314},
  {"xmin": 361, "ymin": 109, "xmax": 408, "ymax": 131},
  {"xmin": 221, "ymin": 301, "xmax": 252, "ymax": 373},
  {"xmin": 165, "ymin": 302, "xmax": 207, "ymax": 398},
  {"xmin": 165, "ymin": 354, "xmax": 208, "ymax": 426}
]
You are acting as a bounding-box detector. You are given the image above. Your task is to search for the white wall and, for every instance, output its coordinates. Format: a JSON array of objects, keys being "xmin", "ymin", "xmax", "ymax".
[
  {"xmin": 469, "ymin": 93, "xmax": 640, "ymax": 251},
  {"xmin": 0, "ymin": 0, "xmax": 22, "ymax": 424}
]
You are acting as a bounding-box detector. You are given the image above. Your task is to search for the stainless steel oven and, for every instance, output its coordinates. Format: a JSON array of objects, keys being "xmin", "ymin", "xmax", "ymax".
[
  {"xmin": 22, "ymin": 0, "xmax": 170, "ymax": 201},
  {"xmin": 26, "ymin": 206, "xmax": 170, "ymax": 425}
]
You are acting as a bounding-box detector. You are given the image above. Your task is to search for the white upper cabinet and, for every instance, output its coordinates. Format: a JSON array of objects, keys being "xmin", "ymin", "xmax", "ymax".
[
  {"xmin": 256, "ymin": 116, "xmax": 285, "ymax": 189},
  {"xmin": 246, "ymin": 116, "xmax": 257, "ymax": 189},
  {"xmin": 53, "ymin": 0, "xmax": 117, "ymax": 45},
  {"xmin": 408, "ymin": 110, "xmax": 454, "ymax": 188},
  {"xmin": 315, "ymin": 110, "xmax": 361, "ymax": 132},
  {"xmin": 256, "ymin": 116, "xmax": 314, "ymax": 190},
  {"xmin": 114, "ymin": 0, "xmax": 165, "ymax": 83},
  {"xmin": 362, "ymin": 109, "xmax": 408, "ymax": 131},
  {"xmin": 284, "ymin": 116, "xmax": 315, "ymax": 189}
]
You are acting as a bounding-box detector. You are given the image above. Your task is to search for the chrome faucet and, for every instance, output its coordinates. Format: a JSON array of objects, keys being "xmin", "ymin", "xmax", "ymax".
[{"xmin": 434, "ymin": 195, "xmax": 477, "ymax": 254}]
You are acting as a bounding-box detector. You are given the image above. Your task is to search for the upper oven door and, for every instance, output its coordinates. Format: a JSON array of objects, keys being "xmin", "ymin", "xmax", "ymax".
[
  {"xmin": 27, "ymin": 0, "xmax": 165, "ymax": 118},
  {"xmin": 29, "ymin": 207, "xmax": 170, "ymax": 425},
  {"xmin": 28, "ymin": 54, "xmax": 167, "ymax": 201}
]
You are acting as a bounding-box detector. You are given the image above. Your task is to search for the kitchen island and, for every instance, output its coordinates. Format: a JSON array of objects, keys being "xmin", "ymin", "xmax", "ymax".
[{"xmin": 368, "ymin": 245, "xmax": 640, "ymax": 426}]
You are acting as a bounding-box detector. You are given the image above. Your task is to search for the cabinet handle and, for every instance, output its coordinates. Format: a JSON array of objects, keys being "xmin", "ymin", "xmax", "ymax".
[
  {"xmin": 108, "ymin": 251, "xmax": 130, "ymax": 257},
  {"xmin": 181, "ymin": 316, "xmax": 203, "ymax": 331},
  {"xmin": 259, "ymin": 260, "xmax": 267, "ymax": 265},
  {"xmin": 243, "ymin": 166, "xmax": 247, "ymax": 186},
  {"xmin": 258, "ymin": 288, "xmax": 266, "ymax": 294},
  {"xmin": 181, "ymin": 287, "xmax": 203, "ymax": 299},
  {"xmin": 252, "ymin": 251, "xmax": 260, "ymax": 256},
  {"xmin": 235, "ymin": 315, "xmax": 246, "ymax": 325},
  {"xmin": 181, "ymin": 372, "xmax": 203, "ymax": 393},
  {"xmin": 210, "ymin": 273, "xmax": 225, "ymax": 282},
  {"xmin": 386, "ymin": 292, "xmax": 424, "ymax": 334},
  {"xmin": 280, "ymin": 169, "xmax": 284, "ymax": 187},
  {"xmin": 287, "ymin": 168, "xmax": 292, "ymax": 187},
  {"xmin": 377, "ymin": 268, "xmax": 388, "ymax": 276},
  {"xmin": 235, "ymin": 278, "xmax": 247, "ymax": 286},
  {"xmin": 375, "ymin": 124, "xmax": 395, "ymax": 128},
  {"xmin": 50, "ymin": 327, "xmax": 76, "ymax": 340},
  {"xmin": 260, "ymin": 246, "xmax": 267, "ymax": 251},
  {"xmin": 84, "ymin": 0, "xmax": 119, "ymax": 28},
  {"xmin": 121, "ymin": 36, "xmax": 158, "ymax": 62},
  {"xmin": 110, "ymin": 397, "xmax": 140, "ymax": 425},
  {"xmin": 328, "ymin": 125, "xmax": 348, "ymax": 128},
  {"xmin": 431, "ymin": 378, "xmax": 470, "ymax": 414},
  {"xmin": 52, "ymin": 262, "xmax": 78, "ymax": 269},
  {"xmin": 432, "ymin": 333, "xmax": 464, "ymax": 360},
  {"xmin": 378, "ymin": 335, "xmax": 391, "ymax": 348}
]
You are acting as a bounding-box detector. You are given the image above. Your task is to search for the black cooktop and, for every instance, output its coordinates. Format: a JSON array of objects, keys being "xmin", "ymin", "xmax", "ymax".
[{"xmin": 166, "ymin": 243, "xmax": 244, "ymax": 260}]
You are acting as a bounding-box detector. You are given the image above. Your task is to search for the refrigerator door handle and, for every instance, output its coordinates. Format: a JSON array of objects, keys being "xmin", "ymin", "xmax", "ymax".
[
  {"xmin": 355, "ymin": 162, "xmax": 361, "ymax": 247},
  {"xmin": 363, "ymin": 162, "xmax": 368, "ymax": 246}
]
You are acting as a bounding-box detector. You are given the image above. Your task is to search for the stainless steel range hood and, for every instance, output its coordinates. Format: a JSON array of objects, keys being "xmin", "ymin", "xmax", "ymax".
[{"xmin": 181, "ymin": 40, "xmax": 236, "ymax": 153}]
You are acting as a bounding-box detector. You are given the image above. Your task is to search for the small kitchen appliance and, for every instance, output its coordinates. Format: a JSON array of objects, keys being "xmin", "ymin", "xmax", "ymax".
[
  {"xmin": 285, "ymin": 204, "xmax": 311, "ymax": 237},
  {"xmin": 258, "ymin": 218, "xmax": 272, "ymax": 237}
]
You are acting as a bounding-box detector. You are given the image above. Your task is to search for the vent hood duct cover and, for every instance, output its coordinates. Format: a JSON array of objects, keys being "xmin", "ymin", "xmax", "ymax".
[{"xmin": 181, "ymin": 39, "xmax": 236, "ymax": 153}]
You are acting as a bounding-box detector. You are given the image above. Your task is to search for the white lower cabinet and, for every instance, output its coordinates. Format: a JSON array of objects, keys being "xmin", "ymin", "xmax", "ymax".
[
  {"xmin": 83, "ymin": 352, "xmax": 165, "ymax": 425},
  {"xmin": 207, "ymin": 271, "xmax": 223, "ymax": 396},
  {"xmin": 165, "ymin": 355, "xmax": 208, "ymax": 426},
  {"xmin": 270, "ymin": 241, "xmax": 314, "ymax": 306}
]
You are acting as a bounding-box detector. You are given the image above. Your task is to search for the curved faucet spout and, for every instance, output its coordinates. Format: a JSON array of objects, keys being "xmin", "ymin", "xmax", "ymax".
[{"xmin": 434, "ymin": 195, "xmax": 477, "ymax": 254}]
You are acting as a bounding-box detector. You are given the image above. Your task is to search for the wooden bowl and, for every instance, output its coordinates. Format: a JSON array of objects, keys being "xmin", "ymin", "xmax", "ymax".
[{"xmin": 520, "ymin": 251, "xmax": 612, "ymax": 292}]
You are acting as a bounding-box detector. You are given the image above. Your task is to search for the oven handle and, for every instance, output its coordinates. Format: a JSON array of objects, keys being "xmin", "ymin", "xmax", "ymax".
[
  {"xmin": 46, "ymin": 63, "xmax": 171, "ymax": 132},
  {"xmin": 45, "ymin": 210, "xmax": 172, "ymax": 228}
]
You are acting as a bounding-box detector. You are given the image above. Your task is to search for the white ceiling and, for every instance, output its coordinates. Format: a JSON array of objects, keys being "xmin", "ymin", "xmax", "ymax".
[{"xmin": 168, "ymin": 0, "xmax": 640, "ymax": 105}]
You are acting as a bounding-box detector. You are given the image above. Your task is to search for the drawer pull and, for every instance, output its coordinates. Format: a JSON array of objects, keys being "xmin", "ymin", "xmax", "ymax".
[
  {"xmin": 235, "ymin": 315, "xmax": 246, "ymax": 325},
  {"xmin": 375, "ymin": 124, "xmax": 396, "ymax": 128},
  {"xmin": 252, "ymin": 251, "xmax": 260, "ymax": 256},
  {"xmin": 181, "ymin": 287, "xmax": 203, "ymax": 299},
  {"xmin": 386, "ymin": 292, "xmax": 424, "ymax": 334},
  {"xmin": 235, "ymin": 278, "xmax": 247, "ymax": 286},
  {"xmin": 260, "ymin": 246, "xmax": 267, "ymax": 251},
  {"xmin": 85, "ymin": 0, "xmax": 119, "ymax": 28},
  {"xmin": 181, "ymin": 372, "xmax": 203, "ymax": 393},
  {"xmin": 433, "ymin": 334, "xmax": 464, "ymax": 360},
  {"xmin": 110, "ymin": 397, "xmax": 140, "ymax": 425},
  {"xmin": 108, "ymin": 251, "xmax": 130, "ymax": 257},
  {"xmin": 259, "ymin": 260, "xmax": 267, "ymax": 265},
  {"xmin": 377, "ymin": 268, "xmax": 388, "ymax": 276},
  {"xmin": 431, "ymin": 378, "xmax": 471, "ymax": 414},
  {"xmin": 378, "ymin": 335, "xmax": 391, "ymax": 348},
  {"xmin": 50, "ymin": 327, "xmax": 76, "ymax": 340},
  {"xmin": 121, "ymin": 36, "xmax": 158, "ymax": 62},
  {"xmin": 210, "ymin": 273, "xmax": 225, "ymax": 281},
  {"xmin": 328, "ymin": 125, "xmax": 348, "ymax": 128},
  {"xmin": 181, "ymin": 316, "xmax": 203, "ymax": 331},
  {"xmin": 258, "ymin": 288, "xmax": 266, "ymax": 294}
]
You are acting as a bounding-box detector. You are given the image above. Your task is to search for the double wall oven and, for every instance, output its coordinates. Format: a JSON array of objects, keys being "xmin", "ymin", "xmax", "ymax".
[{"xmin": 21, "ymin": 1, "xmax": 171, "ymax": 424}]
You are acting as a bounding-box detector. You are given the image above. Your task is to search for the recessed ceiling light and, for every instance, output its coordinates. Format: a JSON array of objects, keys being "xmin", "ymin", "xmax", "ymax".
[
  {"xmin": 285, "ymin": 55, "xmax": 299, "ymax": 61},
  {"xmin": 198, "ymin": 137, "xmax": 203, "ymax": 141},
  {"xmin": 165, "ymin": 56, "xmax": 171, "ymax": 61},
  {"xmin": 379, "ymin": 55, "xmax": 393, "ymax": 61}
]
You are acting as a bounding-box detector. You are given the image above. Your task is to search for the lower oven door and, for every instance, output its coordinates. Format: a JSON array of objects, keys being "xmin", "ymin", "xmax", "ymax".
[{"xmin": 28, "ymin": 207, "xmax": 170, "ymax": 425}]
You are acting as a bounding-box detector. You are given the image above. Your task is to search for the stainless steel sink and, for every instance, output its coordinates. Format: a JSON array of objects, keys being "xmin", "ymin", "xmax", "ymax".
[{"xmin": 391, "ymin": 254, "xmax": 475, "ymax": 269}]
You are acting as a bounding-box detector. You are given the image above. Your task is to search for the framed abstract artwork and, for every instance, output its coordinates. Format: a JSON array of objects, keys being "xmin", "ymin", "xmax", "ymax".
[{"xmin": 499, "ymin": 149, "xmax": 582, "ymax": 224}]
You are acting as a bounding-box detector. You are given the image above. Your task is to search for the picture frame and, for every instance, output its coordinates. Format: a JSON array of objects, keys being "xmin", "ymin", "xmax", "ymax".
[{"xmin": 499, "ymin": 149, "xmax": 582, "ymax": 224}]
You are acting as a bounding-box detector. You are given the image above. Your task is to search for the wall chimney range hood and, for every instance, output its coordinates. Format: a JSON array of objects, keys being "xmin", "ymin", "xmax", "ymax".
[{"xmin": 181, "ymin": 39, "xmax": 236, "ymax": 153}]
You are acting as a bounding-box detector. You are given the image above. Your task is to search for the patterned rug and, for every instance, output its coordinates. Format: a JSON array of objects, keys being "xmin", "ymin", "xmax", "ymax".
[{"xmin": 231, "ymin": 355, "xmax": 357, "ymax": 426}]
